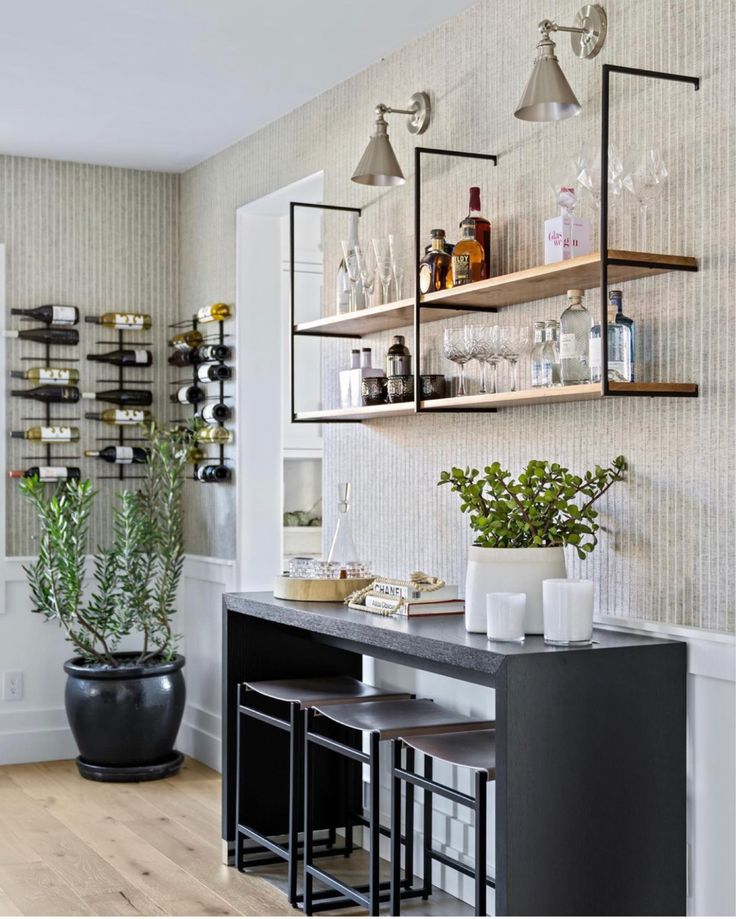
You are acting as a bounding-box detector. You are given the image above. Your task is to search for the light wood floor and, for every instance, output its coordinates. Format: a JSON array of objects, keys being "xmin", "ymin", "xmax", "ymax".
[{"xmin": 0, "ymin": 759, "xmax": 472, "ymax": 917}]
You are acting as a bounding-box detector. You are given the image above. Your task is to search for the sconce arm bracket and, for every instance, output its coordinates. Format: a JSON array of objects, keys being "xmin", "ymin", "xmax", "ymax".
[{"xmin": 375, "ymin": 92, "xmax": 431, "ymax": 135}]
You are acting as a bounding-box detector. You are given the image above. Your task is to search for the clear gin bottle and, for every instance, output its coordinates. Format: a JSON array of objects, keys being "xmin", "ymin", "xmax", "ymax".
[{"xmin": 559, "ymin": 289, "xmax": 592, "ymax": 384}]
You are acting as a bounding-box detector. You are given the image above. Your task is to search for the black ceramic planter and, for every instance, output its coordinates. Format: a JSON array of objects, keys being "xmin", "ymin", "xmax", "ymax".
[{"xmin": 64, "ymin": 653, "xmax": 186, "ymax": 782}]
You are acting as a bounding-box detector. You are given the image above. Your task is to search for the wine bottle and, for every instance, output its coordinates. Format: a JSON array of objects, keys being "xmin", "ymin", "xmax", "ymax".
[
  {"xmin": 196, "ymin": 363, "xmax": 232, "ymax": 383},
  {"xmin": 168, "ymin": 350, "xmax": 196, "ymax": 368},
  {"xmin": 10, "ymin": 367, "xmax": 79, "ymax": 384},
  {"xmin": 194, "ymin": 425, "xmax": 232, "ymax": 445},
  {"xmin": 87, "ymin": 348, "xmax": 152, "ymax": 367},
  {"xmin": 187, "ymin": 446, "xmax": 207, "ymax": 464},
  {"xmin": 85, "ymin": 312, "xmax": 152, "ymax": 330},
  {"xmin": 196, "ymin": 343, "xmax": 232, "ymax": 363},
  {"xmin": 195, "ymin": 464, "xmax": 231, "ymax": 483},
  {"xmin": 11, "ymin": 385, "xmax": 80, "ymax": 403},
  {"xmin": 4, "ymin": 327, "xmax": 79, "ymax": 345},
  {"xmin": 11, "ymin": 305, "xmax": 79, "ymax": 325},
  {"xmin": 195, "ymin": 303, "xmax": 231, "ymax": 324},
  {"xmin": 81, "ymin": 389, "xmax": 153, "ymax": 406},
  {"xmin": 84, "ymin": 446, "xmax": 148, "ymax": 465},
  {"xmin": 170, "ymin": 330, "xmax": 203, "ymax": 352},
  {"xmin": 8, "ymin": 466, "xmax": 81, "ymax": 482},
  {"xmin": 199, "ymin": 400, "xmax": 232, "ymax": 423},
  {"xmin": 11, "ymin": 426, "xmax": 80, "ymax": 442},
  {"xmin": 171, "ymin": 385, "xmax": 205, "ymax": 405},
  {"xmin": 85, "ymin": 409, "xmax": 152, "ymax": 425}
]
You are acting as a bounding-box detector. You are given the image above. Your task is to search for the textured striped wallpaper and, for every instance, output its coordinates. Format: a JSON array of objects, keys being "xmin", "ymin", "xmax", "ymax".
[
  {"xmin": 158, "ymin": 0, "xmax": 730, "ymax": 633},
  {"xmin": 1, "ymin": 156, "xmax": 179, "ymax": 556}
]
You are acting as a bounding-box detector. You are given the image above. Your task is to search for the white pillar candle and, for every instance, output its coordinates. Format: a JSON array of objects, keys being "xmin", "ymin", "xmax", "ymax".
[
  {"xmin": 542, "ymin": 578, "xmax": 595, "ymax": 645},
  {"xmin": 486, "ymin": 592, "xmax": 526, "ymax": 642}
]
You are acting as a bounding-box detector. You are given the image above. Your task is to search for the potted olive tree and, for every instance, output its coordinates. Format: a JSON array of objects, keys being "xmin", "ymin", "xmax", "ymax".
[
  {"xmin": 19, "ymin": 422, "xmax": 193, "ymax": 781},
  {"xmin": 439, "ymin": 456, "xmax": 626, "ymax": 634}
]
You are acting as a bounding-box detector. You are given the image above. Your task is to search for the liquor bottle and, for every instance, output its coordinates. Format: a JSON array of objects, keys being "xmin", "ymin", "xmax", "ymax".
[
  {"xmin": 196, "ymin": 343, "xmax": 232, "ymax": 363},
  {"xmin": 11, "ymin": 305, "xmax": 79, "ymax": 325},
  {"xmin": 11, "ymin": 384, "xmax": 80, "ymax": 403},
  {"xmin": 199, "ymin": 400, "xmax": 232, "ymax": 423},
  {"xmin": 171, "ymin": 384, "xmax": 205, "ymax": 405},
  {"xmin": 85, "ymin": 312, "xmax": 152, "ymax": 330},
  {"xmin": 11, "ymin": 426, "xmax": 80, "ymax": 443},
  {"xmin": 418, "ymin": 230, "xmax": 451, "ymax": 294},
  {"xmin": 609, "ymin": 289, "xmax": 635, "ymax": 381},
  {"xmin": 8, "ymin": 466, "xmax": 81, "ymax": 482},
  {"xmin": 590, "ymin": 299, "xmax": 632, "ymax": 383},
  {"xmin": 542, "ymin": 320, "xmax": 561, "ymax": 386},
  {"xmin": 194, "ymin": 425, "xmax": 232, "ymax": 445},
  {"xmin": 530, "ymin": 321, "xmax": 548, "ymax": 387},
  {"xmin": 81, "ymin": 389, "xmax": 152, "ymax": 406},
  {"xmin": 195, "ymin": 303, "xmax": 231, "ymax": 324},
  {"xmin": 462, "ymin": 187, "xmax": 491, "ymax": 277},
  {"xmin": 170, "ymin": 330, "xmax": 203, "ymax": 352},
  {"xmin": 336, "ymin": 213, "xmax": 365, "ymax": 314},
  {"xmin": 196, "ymin": 363, "xmax": 232, "ymax": 383},
  {"xmin": 195, "ymin": 464, "xmax": 232, "ymax": 483},
  {"xmin": 4, "ymin": 327, "xmax": 79, "ymax": 346},
  {"xmin": 85, "ymin": 409, "xmax": 153, "ymax": 425},
  {"xmin": 88, "ymin": 348, "xmax": 152, "ymax": 367},
  {"xmin": 386, "ymin": 335, "xmax": 411, "ymax": 376},
  {"xmin": 449, "ymin": 219, "xmax": 485, "ymax": 288},
  {"xmin": 84, "ymin": 446, "xmax": 148, "ymax": 464},
  {"xmin": 10, "ymin": 367, "xmax": 79, "ymax": 384},
  {"xmin": 559, "ymin": 289, "xmax": 592, "ymax": 385}
]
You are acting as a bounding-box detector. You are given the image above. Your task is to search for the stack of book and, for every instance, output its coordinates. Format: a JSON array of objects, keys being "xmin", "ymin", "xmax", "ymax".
[{"xmin": 351, "ymin": 578, "xmax": 463, "ymax": 617}]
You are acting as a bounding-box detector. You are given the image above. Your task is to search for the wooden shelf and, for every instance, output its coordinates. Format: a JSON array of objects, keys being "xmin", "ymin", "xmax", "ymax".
[
  {"xmin": 293, "ymin": 402, "xmax": 415, "ymax": 422},
  {"xmin": 293, "ymin": 250, "xmax": 697, "ymax": 339}
]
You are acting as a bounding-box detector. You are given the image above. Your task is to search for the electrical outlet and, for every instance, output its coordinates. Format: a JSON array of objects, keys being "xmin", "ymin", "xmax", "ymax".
[{"xmin": 2, "ymin": 671, "xmax": 23, "ymax": 701}]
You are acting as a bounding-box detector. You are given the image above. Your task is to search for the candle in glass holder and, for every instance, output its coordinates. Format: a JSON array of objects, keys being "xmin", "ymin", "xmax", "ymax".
[
  {"xmin": 542, "ymin": 578, "xmax": 594, "ymax": 645},
  {"xmin": 486, "ymin": 592, "xmax": 526, "ymax": 643}
]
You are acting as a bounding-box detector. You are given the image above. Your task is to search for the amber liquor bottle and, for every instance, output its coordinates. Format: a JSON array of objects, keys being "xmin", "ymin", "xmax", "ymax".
[
  {"xmin": 462, "ymin": 186, "xmax": 491, "ymax": 278},
  {"xmin": 418, "ymin": 229, "xmax": 451, "ymax": 294},
  {"xmin": 449, "ymin": 219, "xmax": 485, "ymax": 287}
]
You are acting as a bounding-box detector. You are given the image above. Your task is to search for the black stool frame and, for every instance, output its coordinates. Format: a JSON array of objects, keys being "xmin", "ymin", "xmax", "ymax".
[
  {"xmin": 390, "ymin": 739, "xmax": 496, "ymax": 917},
  {"xmin": 303, "ymin": 708, "xmax": 426, "ymax": 916}
]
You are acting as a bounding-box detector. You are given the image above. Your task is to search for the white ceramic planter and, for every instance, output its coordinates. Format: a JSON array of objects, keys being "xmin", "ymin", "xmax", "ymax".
[{"xmin": 464, "ymin": 545, "xmax": 567, "ymax": 634}]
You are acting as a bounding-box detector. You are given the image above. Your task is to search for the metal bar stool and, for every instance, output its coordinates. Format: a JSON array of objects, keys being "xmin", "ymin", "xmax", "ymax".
[
  {"xmin": 389, "ymin": 728, "xmax": 497, "ymax": 917},
  {"xmin": 235, "ymin": 676, "xmax": 410, "ymax": 907},
  {"xmin": 304, "ymin": 698, "xmax": 494, "ymax": 916}
]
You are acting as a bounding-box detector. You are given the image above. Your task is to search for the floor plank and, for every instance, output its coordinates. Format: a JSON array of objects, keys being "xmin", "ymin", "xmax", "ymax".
[{"xmin": 0, "ymin": 863, "xmax": 93, "ymax": 916}]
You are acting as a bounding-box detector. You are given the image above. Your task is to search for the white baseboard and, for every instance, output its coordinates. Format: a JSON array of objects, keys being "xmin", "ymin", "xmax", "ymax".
[
  {"xmin": 178, "ymin": 703, "xmax": 222, "ymax": 772},
  {"xmin": 0, "ymin": 706, "xmax": 77, "ymax": 765}
]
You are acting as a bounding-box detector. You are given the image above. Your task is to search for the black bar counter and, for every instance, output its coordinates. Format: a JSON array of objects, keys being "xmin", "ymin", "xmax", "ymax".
[{"xmin": 222, "ymin": 592, "xmax": 686, "ymax": 916}]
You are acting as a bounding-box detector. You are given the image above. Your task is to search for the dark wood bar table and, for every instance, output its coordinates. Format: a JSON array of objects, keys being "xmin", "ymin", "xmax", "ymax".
[{"xmin": 222, "ymin": 592, "xmax": 686, "ymax": 916}]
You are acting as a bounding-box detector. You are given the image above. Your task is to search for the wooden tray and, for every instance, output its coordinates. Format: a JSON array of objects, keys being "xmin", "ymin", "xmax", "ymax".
[{"xmin": 273, "ymin": 575, "xmax": 373, "ymax": 603}]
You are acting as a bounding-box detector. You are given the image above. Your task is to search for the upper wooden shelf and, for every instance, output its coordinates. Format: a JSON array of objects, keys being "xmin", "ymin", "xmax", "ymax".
[{"xmin": 293, "ymin": 250, "xmax": 697, "ymax": 339}]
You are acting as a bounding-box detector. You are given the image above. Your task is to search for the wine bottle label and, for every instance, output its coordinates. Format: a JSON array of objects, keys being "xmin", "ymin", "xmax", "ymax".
[
  {"xmin": 114, "ymin": 446, "xmax": 134, "ymax": 464},
  {"xmin": 114, "ymin": 313, "xmax": 146, "ymax": 329},
  {"xmin": 133, "ymin": 349, "xmax": 149, "ymax": 363},
  {"xmin": 40, "ymin": 426, "xmax": 73, "ymax": 442},
  {"xmin": 38, "ymin": 368, "xmax": 71, "ymax": 384},
  {"xmin": 559, "ymin": 333, "xmax": 578, "ymax": 359},
  {"xmin": 38, "ymin": 466, "xmax": 67, "ymax": 481},
  {"xmin": 451, "ymin": 254, "xmax": 471, "ymax": 286},
  {"xmin": 114, "ymin": 410, "xmax": 144, "ymax": 424},
  {"xmin": 176, "ymin": 386, "xmax": 193, "ymax": 404},
  {"xmin": 201, "ymin": 403, "xmax": 224, "ymax": 423},
  {"xmin": 419, "ymin": 264, "xmax": 432, "ymax": 294},
  {"xmin": 52, "ymin": 306, "xmax": 77, "ymax": 324}
]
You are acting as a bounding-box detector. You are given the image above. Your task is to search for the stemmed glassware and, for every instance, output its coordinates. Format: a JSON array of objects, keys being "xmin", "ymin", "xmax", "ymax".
[
  {"xmin": 575, "ymin": 143, "xmax": 625, "ymax": 215},
  {"xmin": 443, "ymin": 327, "xmax": 473, "ymax": 396},
  {"xmin": 388, "ymin": 234, "xmax": 411, "ymax": 300},
  {"xmin": 354, "ymin": 244, "xmax": 376, "ymax": 307},
  {"xmin": 622, "ymin": 148, "xmax": 668, "ymax": 248},
  {"xmin": 340, "ymin": 238, "xmax": 361, "ymax": 311},
  {"xmin": 372, "ymin": 237, "xmax": 393, "ymax": 304},
  {"xmin": 465, "ymin": 325, "xmax": 495, "ymax": 394},
  {"xmin": 499, "ymin": 327, "xmax": 531, "ymax": 392}
]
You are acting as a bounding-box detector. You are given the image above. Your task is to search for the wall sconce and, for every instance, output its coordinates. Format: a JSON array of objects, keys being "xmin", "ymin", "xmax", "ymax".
[
  {"xmin": 351, "ymin": 92, "xmax": 432, "ymax": 186},
  {"xmin": 514, "ymin": 4, "xmax": 607, "ymax": 122}
]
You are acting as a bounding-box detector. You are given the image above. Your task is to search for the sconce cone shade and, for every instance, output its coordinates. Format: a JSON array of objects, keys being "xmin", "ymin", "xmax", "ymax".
[
  {"xmin": 351, "ymin": 117, "xmax": 405, "ymax": 186},
  {"xmin": 514, "ymin": 45, "xmax": 582, "ymax": 122}
]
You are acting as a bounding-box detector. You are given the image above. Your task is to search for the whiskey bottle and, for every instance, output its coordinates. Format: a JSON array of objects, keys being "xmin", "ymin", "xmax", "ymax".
[
  {"xmin": 11, "ymin": 305, "xmax": 79, "ymax": 325},
  {"xmin": 449, "ymin": 219, "xmax": 485, "ymax": 287},
  {"xmin": 81, "ymin": 389, "xmax": 153, "ymax": 406},
  {"xmin": 170, "ymin": 330, "xmax": 203, "ymax": 352},
  {"xmin": 195, "ymin": 303, "xmax": 231, "ymax": 324},
  {"xmin": 10, "ymin": 367, "xmax": 79, "ymax": 384},
  {"xmin": 462, "ymin": 187, "xmax": 491, "ymax": 277},
  {"xmin": 84, "ymin": 446, "xmax": 148, "ymax": 464},
  {"xmin": 418, "ymin": 230, "xmax": 451, "ymax": 294},
  {"xmin": 4, "ymin": 327, "xmax": 79, "ymax": 346},
  {"xmin": 11, "ymin": 385, "xmax": 80, "ymax": 403},
  {"xmin": 196, "ymin": 343, "xmax": 232, "ymax": 363},
  {"xmin": 85, "ymin": 409, "xmax": 153, "ymax": 425},
  {"xmin": 199, "ymin": 400, "xmax": 232, "ymax": 423},
  {"xmin": 194, "ymin": 425, "xmax": 232, "ymax": 445},
  {"xmin": 559, "ymin": 289, "xmax": 592, "ymax": 385},
  {"xmin": 8, "ymin": 466, "xmax": 81, "ymax": 482},
  {"xmin": 85, "ymin": 312, "xmax": 152, "ymax": 330},
  {"xmin": 195, "ymin": 464, "xmax": 232, "ymax": 483},
  {"xmin": 11, "ymin": 426, "xmax": 80, "ymax": 442},
  {"xmin": 171, "ymin": 385, "xmax": 205, "ymax": 405},
  {"xmin": 88, "ymin": 348, "xmax": 152, "ymax": 367},
  {"xmin": 196, "ymin": 363, "xmax": 232, "ymax": 383}
]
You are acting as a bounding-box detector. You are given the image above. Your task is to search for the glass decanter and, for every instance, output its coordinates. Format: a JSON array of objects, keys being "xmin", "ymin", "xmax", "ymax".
[{"xmin": 327, "ymin": 483, "xmax": 359, "ymax": 566}]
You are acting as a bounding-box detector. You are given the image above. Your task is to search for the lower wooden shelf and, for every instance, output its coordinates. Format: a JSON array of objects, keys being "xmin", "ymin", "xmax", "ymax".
[{"xmin": 293, "ymin": 382, "xmax": 698, "ymax": 422}]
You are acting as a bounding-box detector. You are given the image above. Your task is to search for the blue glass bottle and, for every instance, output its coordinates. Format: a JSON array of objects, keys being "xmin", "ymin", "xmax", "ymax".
[
  {"xmin": 609, "ymin": 289, "xmax": 635, "ymax": 381},
  {"xmin": 590, "ymin": 294, "xmax": 632, "ymax": 383}
]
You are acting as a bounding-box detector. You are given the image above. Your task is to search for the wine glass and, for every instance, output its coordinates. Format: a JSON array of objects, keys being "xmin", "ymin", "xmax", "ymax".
[
  {"xmin": 388, "ymin": 234, "xmax": 412, "ymax": 300},
  {"xmin": 575, "ymin": 143, "xmax": 624, "ymax": 216},
  {"xmin": 443, "ymin": 327, "xmax": 473, "ymax": 396},
  {"xmin": 484, "ymin": 325, "xmax": 503, "ymax": 394},
  {"xmin": 372, "ymin": 237, "xmax": 393, "ymax": 304},
  {"xmin": 622, "ymin": 148, "xmax": 668, "ymax": 248},
  {"xmin": 354, "ymin": 244, "xmax": 376, "ymax": 306},
  {"xmin": 465, "ymin": 325, "xmax": 493, "ymax": 394},
  {"xmin": 340, "ymin": 238, "xmax": 361, "ymax": 311},
  {"xmin": 499, "ymin": 327, "xmax": 531, "ymax": 392}
]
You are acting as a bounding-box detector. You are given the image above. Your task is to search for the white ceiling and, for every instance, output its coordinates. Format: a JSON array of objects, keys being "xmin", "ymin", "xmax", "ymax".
[{"xmin": 0, "ymin": 0, "xmax": 478, "ymax": 173}]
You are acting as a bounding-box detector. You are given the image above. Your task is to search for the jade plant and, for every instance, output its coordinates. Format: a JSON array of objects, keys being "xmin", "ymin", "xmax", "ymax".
[
  {"xmin": 19, "ymin": 421, "xmax": 194, "ymax": 665},
  {"xmin": 438, "ymin": 456, "xmax": 626, "ymax": 560}
]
